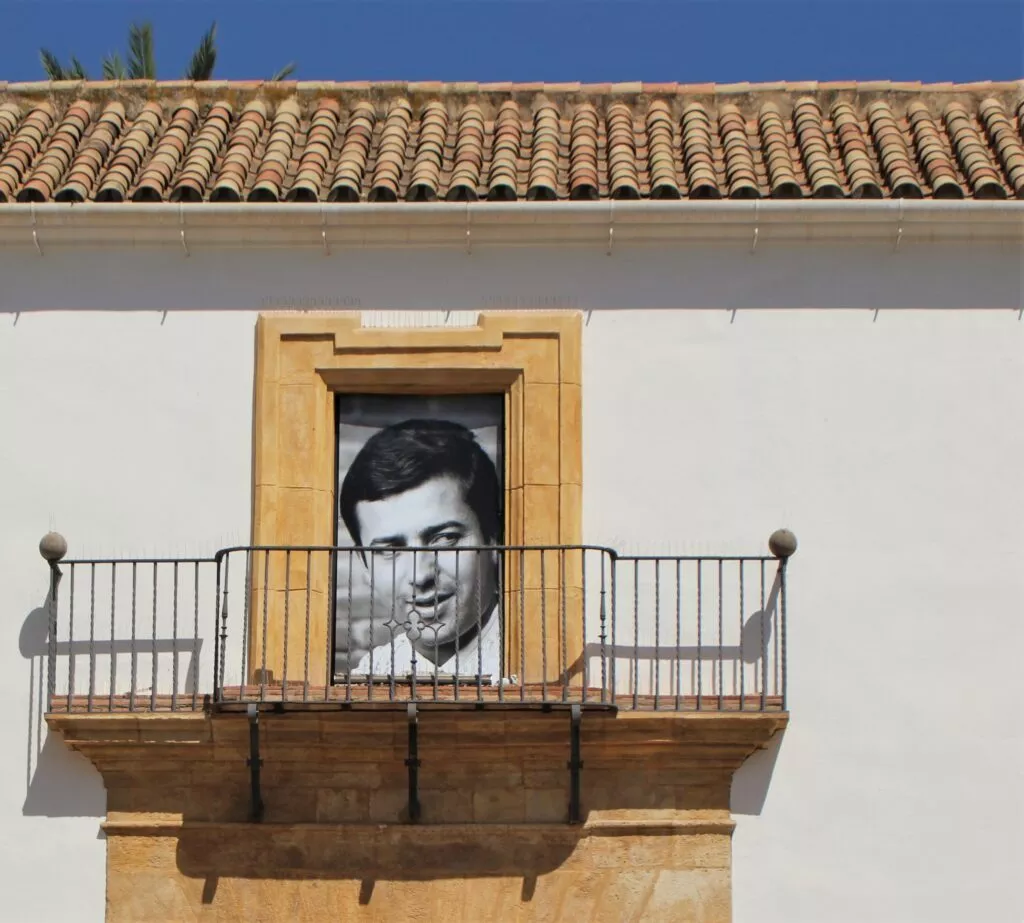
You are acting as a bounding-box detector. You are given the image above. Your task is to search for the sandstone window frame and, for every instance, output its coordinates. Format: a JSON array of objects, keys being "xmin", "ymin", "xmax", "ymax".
[{"xmin": 251, "ymin": 311, "xmax": 583, "ymax": 686}]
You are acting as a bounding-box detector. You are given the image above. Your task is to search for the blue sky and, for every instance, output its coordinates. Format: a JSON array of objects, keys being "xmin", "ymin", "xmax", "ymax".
[{"xmin": 2, "ymin": 1, "xmax": 1021, "ymax": 83}]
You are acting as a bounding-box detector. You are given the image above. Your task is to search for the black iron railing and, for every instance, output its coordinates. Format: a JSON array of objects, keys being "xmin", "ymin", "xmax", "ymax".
[{"xmin": 40, "ymin": 531, "xmax": 795, "ymax": 714}]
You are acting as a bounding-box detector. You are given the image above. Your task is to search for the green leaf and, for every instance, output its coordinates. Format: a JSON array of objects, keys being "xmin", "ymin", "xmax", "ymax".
[
  {"xmin": 128, "ymin": 21, "xmax": 156, "ymax": 79},
  {"xmin": 270, "ymin": 62, "xmax": 296, "ymax": 82},
  {"xmin": 102, "ymin": 53, "xmax": 127, "ymax": 81},
  {"xmin": 39, "ymin": 48, "xmax": 67, "ymax": 81},
  {"xmin": 185, "ymin": 22, "xmax": 217, "ymax": 81},
  {"xmin": 69, "ymin": 56, "xmax": 89, "ymax": 80}
]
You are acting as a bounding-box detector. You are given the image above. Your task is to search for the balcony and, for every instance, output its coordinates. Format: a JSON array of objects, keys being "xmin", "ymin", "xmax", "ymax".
[{"xmin": 38, "ymin": 531, "xmax": 795, "ymax": 716}]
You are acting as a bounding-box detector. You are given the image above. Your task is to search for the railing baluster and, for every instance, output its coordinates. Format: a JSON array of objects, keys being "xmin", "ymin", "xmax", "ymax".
[
  {"xmin": 66, "ymin": 564, "xmax": 76, "ymax": 714},
  {"xmin": 610, "ymin": 559, "xmax": 617, "ymax": 706},
  {"xmin": 581, "ymin": 549, "xmax": 587, "ymax": 703},
  {"xmin": 598, "ymin": 552, "xmax": 607, "ymax": 704},
  {"xmin": 260, "ymin": 550, "xmax": 269, "ymax": 701},
  {"xmin": 151, "ymin": 563, "xmax": 158, "ymax": 711},
  {"xmin": 738, "ymin": 561, "xmax": 745, "ymax": 711},
  {"xmin": 780, "ymin": 559, "xmax": 788, "ymax": 710},
  {"xmin": 345, "ymin": 549, "xmax": 354, "ymax": 703},
  {"xmin": 282, "ymin": 549, "xmax": 290, "ymax": 703},
  {"xmin": 108, "ymin": 565, "xmax": 116, "ymax": 711},
  {"xmin": 674, "ymin": 560, "xmax": 681, "ymax": 711},
  {"xmin": 519, "ymin": 549, "xmax": 526, "ymax": 702},
  {"xmin": 632, "ymin": 558, "xmax": 639, "ymax": 710},
  {"xmin": 560, "ymin": 548, "xmax": 567, "ymax": 702},
  {"xmin": 760, "ymin": 559, "xmax": 767, "ymax": 712},
  {"xmin": 303, "ymin": 549, "xmax": 311, "ymax": 703},
  {"xmin": 87, "ymin": 563, "xmax": 96, "ymax": 713},
  {"xmin": 192, "ymin": 561, "xmax": 200, "ymax": 710},
  {"xmin": 171, "ymin": 562, "xmax": 179, "ymax": 711},
  {"xmin": 540, "ymin": 550, "xmax": 547, "ymax": 703},
  {"xmin": 327, "ymin": 548, "xmax": 336, "ymax": 703},
  {"xmin": 695, "ymin": 560, "xmax": 702, "ymax": 712},
  {"xmin": 220, "ymin": 555, "xmax": 231, "ymax": 703},
  {"xmin": 367, "ymin": 553, "xmax": 375, "ymax": 703},
  {"xmin": 717, "ymin": 558, "xmax": 724, "ymax": 712},
  {"xmin": 129, "ymin": 563, "xmax": 137, "ymax": 711},
  {"xmin": 497, "ymin": 546, "xmax": 505, "ymax": 703},
  {"xmin": 653, "ymin": 560, "xmax": 660, "ymax": 710}
]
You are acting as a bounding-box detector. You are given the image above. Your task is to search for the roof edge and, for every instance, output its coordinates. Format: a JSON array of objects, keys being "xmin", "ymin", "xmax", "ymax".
[{"xmin": 1, "ymin": 201, "xmax": 1022, "ymax": 251}]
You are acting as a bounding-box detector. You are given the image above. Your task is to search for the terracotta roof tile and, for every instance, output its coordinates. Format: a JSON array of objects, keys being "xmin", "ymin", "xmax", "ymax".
[
  {"xmin": 0, "ymin": 81, "xmax": 1020, "ymax": 204},
  {"xmin": 131, "ymin": 100, "xmax": 198, "ymax": 202},
  {"xmin": 327, "ymin": 101, "xmax": 374, "ymax": 203},
  {"xmin": 978, "ymin": 98, "xmax": 1024, "ymax": 198},
  {"xmin": 487, "ymin": 100, "xmax": 521, "ymax": 201},
  {"xmin": 288, "ymin": 98, "xmax": 340, "ymax": 202}
]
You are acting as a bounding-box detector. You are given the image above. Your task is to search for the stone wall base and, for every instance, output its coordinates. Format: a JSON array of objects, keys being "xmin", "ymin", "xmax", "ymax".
[{"xmin": 105, "ymin": 821, "xmax": 732, "ymax": 923}]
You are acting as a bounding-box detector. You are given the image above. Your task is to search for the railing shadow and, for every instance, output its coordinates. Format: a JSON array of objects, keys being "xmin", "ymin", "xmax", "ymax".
[{"xmin": 19, "ymin": 602, "xmax": 105, "ymax": 818}]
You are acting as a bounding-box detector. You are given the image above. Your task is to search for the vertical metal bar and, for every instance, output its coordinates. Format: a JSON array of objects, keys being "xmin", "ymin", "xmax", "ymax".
[
  {"xmin": 192, "ymin": 561, "xmax": 200, "ymax": 710},
  {"xmin": 674, "ymin": 559, "xmax": 681, "ymax": 711},
  {"xmin": 541, "ymin": 550, "xmax": 548, "ymax": 703},
  {"xmin": 367, "ymin": 552, "xmax": 375, "ymax": 702},
  {"xmin": 260, "ymin": 550, "xmax": 269, "ymax": 700},
  {"xmin": 476, "ymin": 548, "xmax": 484, "ymax": 702},
  {"xmin": 653, "ymin": 560, "xmax": 661, "ymax": 710},
  {"xmin": 171, "ymin": 562, "xmax": 180, "ymax": 711},
  {"xmin": 345, "ymin": 549, "xmax": 354, "ymax": 703},
  {"xmin": 66, "ymin": 565, "xmax": 76, "ymax": 713},
  {"xmin": 560, "ymin": 547, "xmax": 567, "ymax": 702},
  {"xmin": 87, "ymin": 563, "xmax": 96, "ymax": 712},
  {"xmin": 82, "ymin": 561, "xmax": 94, "ymax": 704},
  {"xmin": 609, "ymin": 560, "xmax": 617, "ymax": 706},
  {"xmin": 150, "ymin": 563, "xmax": 158, "ymax": 711},
  {"xmin": 391, "ymin": 552, "xmax": 400, "ymax": 702},
  {"xmin": 303, "ymin": 549, "xmax": 312, "ymax": 703},
  {"xmin": 774, "ymin": 562, "xmax": 781, "ymax": 700},
  {"xmin": 409, "ymin": 551, "xmax": 418, "ymax": 703},
  {"xmin": 519, "ymin": 549, "xmax": 526, "ymax": 702},
  {"xmin": 129, "ymin": 562, "xmax": 137, "ymax": 711},
  {"xmin": 453, "ymin": 551, "xmax": 460, "ymax": 702},
  {"xmin": 598, "ymin": 553, "xmax": 607, "ymax": 704},
  {"xmin": 327, "ymin": 547, "xmax": 336, "ymax": 702},
  {"xmin": 760, "ymin": 559, "xmax": 767, "ymax": 712},
  {"xmin": 632, "ymin": 558, "xmax": 639, "ymax": 710},
  {"xmin": 219, "ymin": 555, "xmax": 231, "ymax": 703},
  {"xmin": 108, "ymin": 565, "xmax": 116, "ymax": 711},
  {"xmin": 780, "ymin": 560, "xmax": 788, "ymax": 710},
  {"xmin": 581, "ymin": 549, "xmax": 588, "ymax": 703},
  {"xmin": 45, "ymin": 561, "xmax": 62, "ymax": 710},
  {"xmin": 717, "ymin": 558, "xmax": 724, "ymax": 712},
  {"xmin": 282, "ymin": 549, "xmax": 290, "ymax": 702},
  {"xmin": 497, "ymin": 546, "xmax": 505, "ymax": 704},
  {"xmin": 738, "ymin": 561, "xmax": 745, "ymax": 711},
  {"xmin": 431, "ymin": 550, "xmax": 440, "ymax": 703},
  {"xmin": 239, "ymin": 549, "xmax": 250, "ymax": 696},
  {"xmin": 695, "ymin": 560, "xmax": 702, "ymax": 712}
]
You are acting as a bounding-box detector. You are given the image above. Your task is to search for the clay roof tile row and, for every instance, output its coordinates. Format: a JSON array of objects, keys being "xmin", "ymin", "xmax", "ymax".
[{"xmin": 0, "ymin": 81, "xmax": 1021, "ymax": 203}]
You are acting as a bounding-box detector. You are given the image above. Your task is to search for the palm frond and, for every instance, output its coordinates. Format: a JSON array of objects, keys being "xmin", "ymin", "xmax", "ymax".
[
  {"xmin": 185, "ymin": 22, "xmax": 217, "ymax": 81},
  {"xmin": 102, "ymin": 53, "xmax": 128, "ymax": 80},
  {"xmin": 68, "ymin": 57, "xmax": 89, "ymax": 80},
  {"xmin": 39, "ymin": 49, "xmax": 67, "ymax": 81},
  {"xmin": 270, "ymin": 62, "xmax": 296, "ymax": 82},
  {"xmin": 127, "ymin": 21, "xmax": 156, "ymax": 79}
]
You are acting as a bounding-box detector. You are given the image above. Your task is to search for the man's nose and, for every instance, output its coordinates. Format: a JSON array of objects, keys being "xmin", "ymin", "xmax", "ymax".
[{"xmin": 397, "ymin": 550, "xmax": 439, "ymax": 593}]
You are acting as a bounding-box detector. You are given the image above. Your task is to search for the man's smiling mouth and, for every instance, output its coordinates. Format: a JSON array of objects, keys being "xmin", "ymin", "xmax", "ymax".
[{"xmin": 410, "ymin": 590, "xmax": 455, "ymax": 613}]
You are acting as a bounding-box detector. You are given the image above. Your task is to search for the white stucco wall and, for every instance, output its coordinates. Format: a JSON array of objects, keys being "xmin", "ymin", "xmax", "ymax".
[{"xmin": 1, "ymin": 236, "xmax": 1021, "ymax": 923}]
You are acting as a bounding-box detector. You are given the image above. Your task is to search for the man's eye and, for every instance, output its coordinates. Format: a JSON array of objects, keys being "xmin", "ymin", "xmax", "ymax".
[
  {"xmin": 372, "ymin": 547, "xmax": 399, "ymax": 560},
  {"xmin": 429, "ymin": 532, "xmax": 462, "ymax": 548}
]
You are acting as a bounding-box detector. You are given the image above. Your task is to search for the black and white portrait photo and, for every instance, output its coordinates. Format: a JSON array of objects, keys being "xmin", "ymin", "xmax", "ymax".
[{"xmin": 333, "ymin": 394, "xmax": 504, "ymax": 683}]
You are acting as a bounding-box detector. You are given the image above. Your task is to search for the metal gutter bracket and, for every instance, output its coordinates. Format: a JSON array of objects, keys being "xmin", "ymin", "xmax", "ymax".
[
  {"xmin": 405, "ymin": 703, "xmax": 421, "ymax": 823},
  {"xmin": 568, "ymin": 703, "xmax": 583, "ymax": 824},
  {"xmin": 751, "ymin": 200, "xmax": 759, "ymax": 253},
  {"xmin": 30, "ymin": 202, "xmax": 42, "ymax": 256},
  {"xmin": 178, "ymin": 203, "xmax": 189, "ymax": 257},
  {"xmin": 246, "ymin": 704, "xmax": 265, "ymax": 822}
]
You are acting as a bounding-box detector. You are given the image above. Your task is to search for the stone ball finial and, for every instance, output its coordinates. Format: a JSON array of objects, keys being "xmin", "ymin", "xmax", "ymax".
[
  {"xmin": 39, "ymin": 531, "xmax": 68, "ymax": 563},
  {"xmin": 768, "ymin": 528, "xmax": 797, "ymax": 559}
]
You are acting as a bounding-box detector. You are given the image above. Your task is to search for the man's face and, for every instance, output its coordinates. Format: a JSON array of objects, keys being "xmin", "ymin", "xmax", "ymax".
[{"xmin": 355, "ymin": 475, "xmax": 498, "ymax": 648}]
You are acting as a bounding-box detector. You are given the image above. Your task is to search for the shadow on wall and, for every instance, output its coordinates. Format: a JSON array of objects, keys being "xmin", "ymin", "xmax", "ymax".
[
  {"xmin": 730, "ymin": 728, "xmax": 785, "ymax": 816},
  {"xmin": 19, "ymin": 602, "xmax": 106, "ymax": 819}
]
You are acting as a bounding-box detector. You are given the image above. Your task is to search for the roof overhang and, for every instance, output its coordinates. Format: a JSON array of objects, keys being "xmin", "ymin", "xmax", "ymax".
[{"xmin": 0, "ymin": 201, "xmax": 1022, "ymax": 252}]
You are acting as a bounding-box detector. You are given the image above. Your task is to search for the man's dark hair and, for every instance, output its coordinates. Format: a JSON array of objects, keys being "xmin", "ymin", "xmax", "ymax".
[{"xmin": 339, "ymin": 419, "xmax": 500, "ymax": 546}]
